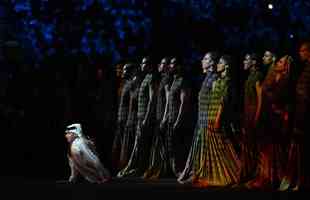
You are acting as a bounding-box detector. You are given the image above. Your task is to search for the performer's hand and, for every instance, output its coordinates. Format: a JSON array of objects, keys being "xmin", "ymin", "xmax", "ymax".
[
  {"xmin": 99, "ymin": 176, "xmax": 111, "ymax": 184},
  {"xmin": 241, "ymin": 128, "xmax": 246, "ymax": 136},
  {"xmin": 125, "ymin": 119, "xmax": 130, "ymax": 128},
  {"xmin": 142, "ymin": 119, "xmax": 146, "ymax": 128},
  {"xmin": 253, "ymin": 114, "xmax": 260, "ymax": 127},
  {"xmin": 283, "ymin": 111, "xmax": 289, "ymax": 122},
  {"xmin": 173, "ymin": 121, "xmax": 179, "ymax": 130},
  {"xmin": 160, "ymin": 119, "xmax": 166, "ymax": 130},
  {"xmin": 214, "ymin": 120, "xmax": 220, "ymax": 130}
]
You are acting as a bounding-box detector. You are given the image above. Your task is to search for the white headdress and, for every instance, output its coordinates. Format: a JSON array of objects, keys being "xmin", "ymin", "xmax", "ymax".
[{"xmin": 66, "ymin": 123, "xmax": 83, "ymax": 138}]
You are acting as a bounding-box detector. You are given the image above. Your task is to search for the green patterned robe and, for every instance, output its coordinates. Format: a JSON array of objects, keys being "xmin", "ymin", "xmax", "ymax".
[{"xmin": 194, "ymin": 76, "xmax": 241, "ymax": 187}]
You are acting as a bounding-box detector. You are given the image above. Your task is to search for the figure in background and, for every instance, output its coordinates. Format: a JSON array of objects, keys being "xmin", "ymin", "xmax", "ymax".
[
  {"xmin": 238, "ymin": 53, "xmax": 254, "ymax": 116},
  {"xmin": 112, "ymin": 63, "xmax": 137, "ymax": 173},
  {"xmin": 116, "ymin": 63, "xmax": 125, "ymax": 98},
  {"xmin": 143, "ymin": 57, "xmax": 172, "ymax": 179},
  {"xmin": 262, "ymin": 50, "xmax": 277, "ymax": 81},
  {"xmin": 117, "ymin": 57, "xmax": 157, "ymax": 177},
  {"xmin": 65, "ymin": 123, "xmax": 111, "ymax": 183},
  {"xmin": 193, "ymin": 55, "xmax": 241, "ymax": 187},
  {"xmin": 239, "ymin": 53, "xmax": 263, "ymax": 182},
  {"xmin": 163, "ymin": 57, "xmax": 191, "ymax": 177},
  {"xmin": 178, "ymin": 52, "xmax": 219, "ymax": 183},
  {"xmin": 242, "ymin": 53, "xmax": 252, "ymax": 80},
  {"xmin": 279, "ymin": 42, "xmax": 310, "ymax": 191},
  {"xmin": 189, "ymin": 52, "xmax": 208, "ymax": 134},
  {"xmin": 118, "ymin": 64, "xmax": 142, "ymax": 174},
  {"xmin": 246, "ymin": 55, "xmax": 293, "ymax": 190}
]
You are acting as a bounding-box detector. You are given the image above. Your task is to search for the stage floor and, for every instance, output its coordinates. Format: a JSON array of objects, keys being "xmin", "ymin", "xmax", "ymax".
[
  {"xmin": 55, "ymin": 178, "xmax": 300, "ymax": 199},
  {"xmin": 2, "ymin": 177, "xmax": 300, "ymax": 199}
]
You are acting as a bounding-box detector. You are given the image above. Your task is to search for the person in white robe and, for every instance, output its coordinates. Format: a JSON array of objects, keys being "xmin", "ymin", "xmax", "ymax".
[{"xmin": 65, "ymin": 123, "xmax": 111, "ymax": 183}]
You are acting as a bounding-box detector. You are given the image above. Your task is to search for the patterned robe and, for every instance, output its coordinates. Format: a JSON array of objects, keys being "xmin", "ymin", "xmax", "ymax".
[
  {"xmin": 143, "ymin": 74, "xmax": 171, "ymax": 179},
  {"xmin": 194, "ymin": 76, "xmax": 241, "ymax": 187},
  {"xmin": 178, "ymin": 72, "xmax": 217, "ymax": 182},
  {"xmin": 112, "ymin": 79, "xmax": 133, "ymax": 171},
  {"xmin": 117, "ymin": 74, "xmax": 155, "ymax": 177},
  {"xmin": 118, "ymin": 77, "xmax": 141, "ymax": 171},
  {"xmin": 166, "ymin": 75, "xmax": 191, "ymax": 176},
  {"xmin": 240, "ymin": 70, "xmax": 263, "ymax": 181}
]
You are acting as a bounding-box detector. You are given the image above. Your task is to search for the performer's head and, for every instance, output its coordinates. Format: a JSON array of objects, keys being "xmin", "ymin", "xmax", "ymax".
[
  {"xmin": 217, "ymin": 55, "xmax": 232, "ymax": 77},
  {"xmin": 244, "ymin": 53, "xmax": 259, "ymax": 71},
  {"xmin": 201, "ymin": 52, "xmax": 219, "ymax": 73},
  {"xmin": 169, "ymin": 56, "xmax": 184, "ymax": 76},
  {"xmin": 116, "ymin": 63, "xmax": 123, "ymax": 78},
  {"xmin": 65, "ymin": 123, "xmax": 83, "ymax": 142},
  {"xmin": 274, "ymin": 55, "xmax": 293, "ymax": 75},
  {"xmin": 158, "ymin": 57, "xmax": 170, "ymax": 74},
  {"xmin": 299, "ymin": 41, "xmax": 310, "ymax": 63},
  {"xmin": 243, "ymin": 53, "xmax": 252, "ymax": 71},
  {"xmin": 140, "ymin": 56, "xmax": 152, "ymax": 73},
  {"xmin": 262, "ymin": 50, "xmax": 276, "ymax": 66},
  {"xmin": 122, "ymin": 63, "xmax": 135, "ymax": 79}
]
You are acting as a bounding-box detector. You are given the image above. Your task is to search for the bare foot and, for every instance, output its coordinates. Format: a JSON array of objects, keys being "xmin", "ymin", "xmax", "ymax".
[
  {"xmin": 193, "ymin": 179, "xmax": 208, "ymax": 188},
  {"xmin": 291, "ymin": 185, "xmax": 299, "ymax": 191},
  {"xmin": 100, "ymin": 177, "xmax": 111, "ymax": 183},
  {"xmin": 278, "ymin": 178, "xmax": 290, "ymax": 191},
  {"xmin": 178, "ymin": 176, "xmax": 193, "ymax": 185}
]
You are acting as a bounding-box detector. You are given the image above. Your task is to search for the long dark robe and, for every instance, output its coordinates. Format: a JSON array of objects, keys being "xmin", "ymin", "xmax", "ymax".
[
  {"xmin": 280, "ymin": 62, "xmax": 310, "ymax": 190},
  {"xmin": 143, "ymin": 74, "xmax": 171, "ymax": 179},
  {"xmin": 111, "ymin": 79, "xmax": 133, "ymax": 172},
  {"xmin": 117, "ymin": 74, "xmax": 156, "ymax": 177},
  {"xmin": 166, "ymin": 75, "xmax": 192, "ymax": 176},
  {"xmin": 247, "ymin": 70, "xmax": 291, "ymax": 189},
  {"xmin": 118, "ymin": 77, "xmax": 141, "ymax": 172},
  {"xmin": 239, "ymin": 70, "xmax": 263, "ymax": 181}
]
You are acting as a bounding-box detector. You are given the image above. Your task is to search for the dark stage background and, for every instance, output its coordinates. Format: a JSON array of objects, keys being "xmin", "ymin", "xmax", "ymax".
[{"xmin": 0, "ymin": 0, "xmax": 309, "ymax": 181}]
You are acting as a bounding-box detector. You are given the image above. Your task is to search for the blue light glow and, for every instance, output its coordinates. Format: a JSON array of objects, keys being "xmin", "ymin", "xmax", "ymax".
[{"xmin": 9, "ymin": 0, "xmax": 310, "ymax": 65}]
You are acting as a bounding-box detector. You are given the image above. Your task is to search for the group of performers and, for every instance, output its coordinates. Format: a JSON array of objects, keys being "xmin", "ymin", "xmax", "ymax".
[{"xmin": 65, "ymin": 41, "xmax": 310, "ymax": 191}]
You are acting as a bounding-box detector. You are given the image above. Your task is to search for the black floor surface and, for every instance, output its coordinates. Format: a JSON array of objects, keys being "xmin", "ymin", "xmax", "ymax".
[
  {"xmin": 53, "ymin": 178, "xmax": 302, "ymax": 199},
  {"xmin": 0, "ymin": 177, "xmax": 304, "ymax": 199}
]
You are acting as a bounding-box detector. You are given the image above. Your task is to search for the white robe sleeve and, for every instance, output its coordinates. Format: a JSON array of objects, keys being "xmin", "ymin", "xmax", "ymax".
[
  {"xmin": 68, "ymin": 155, "xmax": 79, "ymax": 182},
  {"xmin": 70, "ymin": 138, "xmax": 110, "ymax": 183}
]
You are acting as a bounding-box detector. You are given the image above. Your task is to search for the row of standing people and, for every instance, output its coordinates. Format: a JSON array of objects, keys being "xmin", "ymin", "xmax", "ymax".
[
  {"xmin": 112, "ymin": 56, "xmax": 193, "ymax": 178},
  {"xmin": 111, "ymin": 54, "xmax": 238, "ymax": 181},
  {"xmin": 111, "ymin": 42, "xmax": 310, "ymax": 191},
  {"xmin": 236, "ymin": 45, "xmax": 310, "ymax": 191}
]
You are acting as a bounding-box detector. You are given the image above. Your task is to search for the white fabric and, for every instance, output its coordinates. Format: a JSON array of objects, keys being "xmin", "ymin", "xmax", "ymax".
[
  {"xmin": 66, "ymin": 123, "xmax": 83, "ymax": 137},
  {"xmin": 69, "ymin": 138, "xmax": 110, "ymax": 183},
  {"xmin": 66, "ymin": 123, "xmax": 110, "ymax": 183}
]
